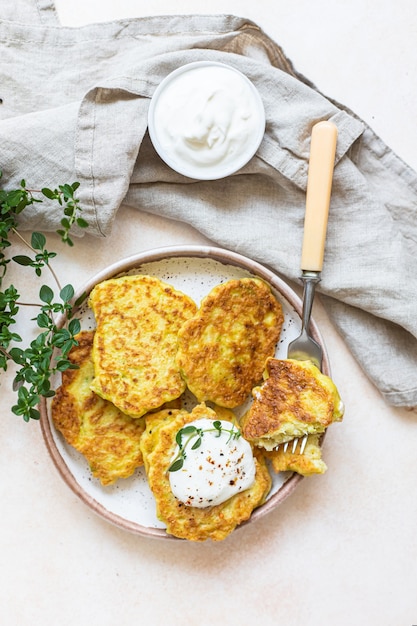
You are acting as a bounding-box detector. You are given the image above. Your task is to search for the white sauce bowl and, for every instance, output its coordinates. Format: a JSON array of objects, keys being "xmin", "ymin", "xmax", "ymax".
[{"xmin": 148, "ymin": 61, "xmax": 266, "ymax": 180}]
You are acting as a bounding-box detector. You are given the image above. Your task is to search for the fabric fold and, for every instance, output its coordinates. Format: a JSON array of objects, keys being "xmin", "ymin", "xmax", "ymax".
[
  {"xmin": 0, "ymin": 0, "xmax": 58, "ymax": 25},
  {"xmin": 1, "ymin": 2, "xmax": 417, "ymax": 407}
]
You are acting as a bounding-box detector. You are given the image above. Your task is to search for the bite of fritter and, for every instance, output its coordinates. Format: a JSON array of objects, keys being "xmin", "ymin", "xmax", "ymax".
[
  {"xmin": 175, "ymin": 278, "xmax": 284, "ymax": 408},
  {"xmin": 51, "ymin": 331, "xmax": 145, "ymax": 486},
  {"xmin": 88, "ymin": 274, "xmax": 197, "ymax": 418},
  {"xmin": 140, "ymin": 403, "xmax": 272, "ymax": 542},
  {"xmin": 240, "ymin": 358, "xmax": 344, "ymax": 450},
  {"xmin": 264, "ymin": 434, "xmax": 327, "ymax": 476}
]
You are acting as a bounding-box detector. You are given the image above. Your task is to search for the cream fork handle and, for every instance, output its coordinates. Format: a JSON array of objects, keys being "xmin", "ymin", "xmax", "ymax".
[{"xmin": 300, "ymin": 120, "xmax": 338, "ymax": 273}]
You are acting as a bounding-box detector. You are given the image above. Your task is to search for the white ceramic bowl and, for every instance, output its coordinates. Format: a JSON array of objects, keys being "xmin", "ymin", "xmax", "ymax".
[{"xmin": 148, "ymin": 61, "xmax": 266, "ymax": 180}]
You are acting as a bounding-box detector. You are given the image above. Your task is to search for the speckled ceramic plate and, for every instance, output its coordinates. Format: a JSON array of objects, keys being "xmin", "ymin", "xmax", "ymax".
[{"xmin": 40, "ymin": 245, "xmax": 330, "ymax": 540}]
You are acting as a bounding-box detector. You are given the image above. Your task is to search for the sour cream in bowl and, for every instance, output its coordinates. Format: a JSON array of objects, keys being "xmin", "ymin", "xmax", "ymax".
[{"xmin": 148, "ymin": 61, "xmax": 266, "ymax": 180}]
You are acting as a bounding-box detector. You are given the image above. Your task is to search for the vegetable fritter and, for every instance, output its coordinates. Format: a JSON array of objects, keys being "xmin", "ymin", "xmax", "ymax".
[
  {"xmin": 175, "ymin": 278, "xmax": 284, "ymax": 408},
  {"xmin": 88, "ymin": 275, "xmax": 197, "ymax": 418},
  {"xmin": 51, "ymin": 331, "xmax": 145, "ymax": 486},
  {"xmin": 241, "ymin": 358, "xmax": 344, "ymax": 450},
  {"xmin": 140, "ymin": 403, "xmax": 271, "ymax": 541}
]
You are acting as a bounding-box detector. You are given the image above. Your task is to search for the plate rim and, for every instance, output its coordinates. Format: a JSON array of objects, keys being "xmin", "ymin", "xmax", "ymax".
[{"xmin": 39, "ymin": 244, "xmax": 330, "ymax": 540}]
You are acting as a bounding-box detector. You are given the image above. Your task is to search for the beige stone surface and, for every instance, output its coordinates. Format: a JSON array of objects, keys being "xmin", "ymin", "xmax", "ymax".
[{"xmin": 1, "ymin": 1, "xmax": 416, "ymax": 624}]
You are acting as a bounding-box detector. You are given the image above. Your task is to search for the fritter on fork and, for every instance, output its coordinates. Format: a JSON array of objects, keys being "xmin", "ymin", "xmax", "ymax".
[{"xmin": 241, "ymin": 358, "xmax": 344, "ymax": 450}]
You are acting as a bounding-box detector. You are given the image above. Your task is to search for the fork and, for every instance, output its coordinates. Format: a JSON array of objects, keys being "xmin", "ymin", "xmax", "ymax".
[{"xmin": 283, "ymin": 120, "xmax": 338, "ymax": 455}]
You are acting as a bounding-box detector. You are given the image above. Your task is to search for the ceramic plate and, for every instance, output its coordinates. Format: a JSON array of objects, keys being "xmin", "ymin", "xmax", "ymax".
[{"xmin": 40, "ymin": 245, "xmax": 330, "ymax": 540}]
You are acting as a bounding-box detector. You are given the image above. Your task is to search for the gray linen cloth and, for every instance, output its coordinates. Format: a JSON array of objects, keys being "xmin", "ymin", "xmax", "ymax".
[{"xmin": 1, "ymin": 0, "xmax": 417, "ymax": 407}]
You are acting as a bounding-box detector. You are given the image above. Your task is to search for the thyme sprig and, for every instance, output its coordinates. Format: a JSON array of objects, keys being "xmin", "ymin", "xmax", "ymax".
[
  {"xmin": 0, "ymin": 171, "xmax": 88, "ymax": 421},
  {"xmin": 168, "ymin": 420, "xmax": 242, "ymax": 472}
]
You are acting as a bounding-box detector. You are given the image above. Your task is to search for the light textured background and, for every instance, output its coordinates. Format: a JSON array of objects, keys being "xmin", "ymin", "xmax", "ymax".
[{"xmin": 1, "ymin": 2, "xmax": 416, "ymax": 625}]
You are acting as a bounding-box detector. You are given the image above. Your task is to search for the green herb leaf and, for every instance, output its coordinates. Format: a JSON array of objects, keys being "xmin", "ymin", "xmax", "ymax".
[
  {"xmin": 191, "ymin": 437, "xmax": 202, "ymax": 450},
  {"xmin": 31, "ymin": 232, "xmax": 46, "ymax": 250},
  {"xmin": 36, "ymin": 312, "xmax": 50, "ymax": 329},
  {"xmin": 60, "ymin": 284, "xmax": 74, "ymax": 303},
  {"xmin": 73, "ymin": 292, "xmax": 87, "ymax": 308},
  {"xmin": 39, "ymin": 285, "xmax": 53, "ymax": 304},
  {"xmin": 213, "ymin": 420, "xmax": 222, "ymax": 436},
  {"xmin": 181, "ymin": 425, "xmax": 198, "ymax": 435},
  {"xmin": 168, "ymin": 458, "xmax": 184, "ymax": 472},
  {"xmin": 68, "ymin": 318, "xmax": 81, "ymax": 335},
  {"xmin": 9, "ymin": 347, "xmax": 24, "ymax": 364},
  {"xmin": 41, "ymin": 187, "xmax": 56, "ymax": 200},
  {"xmin": 12, "ymin": 255, "xmax": 32, "ymax": 266}
]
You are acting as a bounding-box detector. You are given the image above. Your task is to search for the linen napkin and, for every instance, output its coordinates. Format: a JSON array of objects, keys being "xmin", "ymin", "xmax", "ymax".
[{"xmin": 1, "ymin": 0, "xmax": 417, "ymax": 407}]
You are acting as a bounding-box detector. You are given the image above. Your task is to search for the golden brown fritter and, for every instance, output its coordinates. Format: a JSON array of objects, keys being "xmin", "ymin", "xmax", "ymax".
[
  {"xmin": 51, "ymin": 331, "xmax": 146, "ymax": 486},
  {"xmin": 175, "ymin": 278, "xmax": 284, "ymax": 408},
  {"xmin": 140, "ymin": 403, "xmax": 271, "ymax": 542},
  {"xmin": 88, "ymin": 275, "xmax": 197, "ymax": 418},
  {"xmin": 241, "ymin": 358, "xmax": 344, "ymax": 450},
  {"xmin": 265, "ymin": 434, "xmax": 327, "ymax": 476}
]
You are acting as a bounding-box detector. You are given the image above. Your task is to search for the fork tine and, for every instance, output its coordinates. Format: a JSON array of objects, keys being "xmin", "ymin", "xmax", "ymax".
[
  {"xmin": 299, "ymin": 434, "xmax": 308, "ymax": 454},
  {"xmin": 276, "ymin": 434, "xmax": 309, "ymax": 455}
]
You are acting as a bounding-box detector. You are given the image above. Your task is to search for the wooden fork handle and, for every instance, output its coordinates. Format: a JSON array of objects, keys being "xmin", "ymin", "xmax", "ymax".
[{"xmin": 300, "ymin": 120, "xmax": 338, "ymax": 273}]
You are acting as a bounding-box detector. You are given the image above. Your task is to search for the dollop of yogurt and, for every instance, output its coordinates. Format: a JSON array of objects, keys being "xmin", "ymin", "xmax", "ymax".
[
  {"xmin": 149, "ymin": 62, "xmax": 265, "ymax": 179},
  {"xmin": 169, "ymin": 418, "xmax": 256, "ymax": 508}
]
